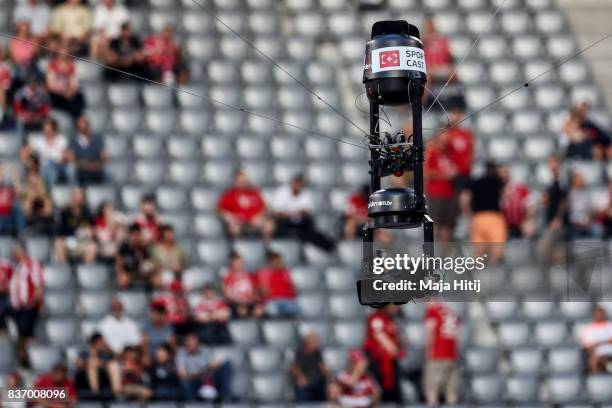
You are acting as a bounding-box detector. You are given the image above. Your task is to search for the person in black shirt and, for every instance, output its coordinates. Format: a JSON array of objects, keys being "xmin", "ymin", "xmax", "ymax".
[
  {"xmin": 104, "ymin": 23, "xmax": 147, "ymax": 81},
  {"xmin": 291, "ymin": 331, "xmax": 329, "ymax": 402},
  {"xmin": 149, "ymin": 343, "xmax": 181, "ymax": 401},
  {"xmin": 54, "ymin": 186, "xmax": 97, "ymax": 263},
  {"xmin": 538, "ymin": 156, "xmax": 570, "ymax": 262},
  {"xmin": 74, "ymin": 332, "xmax": 120, "ymax": 400},
  {"xmin": 116, "ymin": 223, "xmax": 155, "ymax": 289}
]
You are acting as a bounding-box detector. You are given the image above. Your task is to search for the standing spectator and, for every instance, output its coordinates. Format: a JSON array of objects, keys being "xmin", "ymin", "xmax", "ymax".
[
  {"xmin": 343, "ymin": 185, "xmax": 369, "ymax": 240},
  {"xmin": 134, "ymin": 194, "xmax": 161, "ymax": 243},
  {"xmin": 446, "ymin": 107, "xmax": 475, "ymax": 188},
  {"xmin": 67, "ymin": 115, "xmax": 107, "ymax": 185},
  {"xmin": 34, "ymin": 363, "xmax": 78, "ymax": 407},
  {"xmin": 193, "ymin": 283, "xmax": 232, "ymax": 345},
  {"xmin": 92, "ymin": 0, "xmax": 129, "ymax": 40},
  {"xmin": 572, "ymin": 101, "xmax": 612, "ymax": 160},
  {"xmin": 580, "ymin": 305, "xmax": 612, "ymax": 373},
  {"xmin": 423, "ymin": 301, "xmax": 460, "ymax": 406},
  {"xmin": 143, "ymin": 25, "xmax": 189, "ymax": 85},
  {"xmin": 152, "ymin": 224, "xmax": 186, "ymax": 285},
  {"xmin": 9, "ymin": 242, "xmax": 44, "ymax": 365},
  {"xmin": 119, "ymin": 346, "xmax": 152, "ymax": 402},
  {"xmin": 142, "ymin": 303, "xmax": 177, "ymax": 361},
  {"xmin": 51, "ymin": 0, "xmax": 92, "ymax": 55},
  {"xmin": 152, "ymin": 280, "xmax": 190, "ymax": 336},
  {"xmin": 254, "ymin": 251, "xmax": 300, "ymax": 318},
  {"xmin": 221, "ymin": 252, "xmax": 262, "ymax": 319},
  {"xmin": 0, "ymin": 45, "xmax": 15, "ymax": 130},
  {"xmin": 217, "ymin": 169, "xmax": 274, "ymax": 240},
  {"xmin": 422, "ymin": 16, "xmax": 453, "ymax": 86},
  {"xmin": 21, "ymin": 118, "xmax": 75, "ymax": 186},
  {"xmin": 149, "ymin": 343, "xmax": 181, "ymax": 400},
  {"xmin": 272, "ymin": 174, "xmax": 335, "ymax": 251},
  {"xmin": 363, "ymin": 304, "xmax": 404, "ymax": 403},
  {"xmin": 97, "ymin": 298, "xmax": 142, "ymax": 355},
  {"xmin": 328, "ymin": 349, "xmax": 381, "ymax": 407},
  {"xmin": 104, "ymin": 23, "xmax": 147, "ymax": 81},
  {"xmin": 0, "ymin": 259, "xmax": 13, "ymax": 330},
  {"xmin": 13, "ymin": 74, "xmax": 50, "ymax": 132},
  {"xmin": 94, "ymin": 202, "xmax": 125, "ymax": 261},
  {"xmin": 0, "ymin": 163, "xmax": 25, "ymax": 236},
  {"xmin": 539, "ymin": 156, "xmax": 568, "ymax": 260},
  {"xmin": 20, "ymin": 171, "xmax": 54, "ymax": 235},
  {"xmin": 115, "ymin": 223, "xmax": 155, "ymax": 289},
  {"xmin": 176, "ymin": 333, "xmax": 233, "ymax": 401},
  {"xmin": 562, "ymin": 110, "xmax": 594, "ymax": 160},
  {"xmin": 568, "ymin": 172, "xmax": 596, "ymax": 238},
  {"xmin": 53, "ymin": 186, "xmax": 96, "ymax": 263},
  {"xmin": 291, "ymin": 331, "xmax": 329, "ymax": 402},
  {"xmin": 13, "ymin": 0, "xmax": 51, "ymax": 40},
  {"xmin": 425, "ymin": 130, "xmax": 457, "ymax": 243},
  {"xmin": 500, "ymin": 166, "xmax": 535, "ymax": 239},
  {"xmin": 74, "ymin": 332, "xmax": 121, "ymax": 399},
  {"xmin": 9, "ymin": 21, "xmax": 39, "ymax": 76},
  {"xmin": 46, "ymin": 45, "xmax": 85, "ymax": 119}
]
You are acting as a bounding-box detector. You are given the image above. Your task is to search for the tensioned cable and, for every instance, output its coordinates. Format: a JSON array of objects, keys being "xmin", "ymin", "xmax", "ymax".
[
  {"xmin": 0, "ymin": 34, "xmax": 368, "ymax": 150},
  {"xmin": 189, "ymin": 0, "xmax": 370, "ymax": 138}
]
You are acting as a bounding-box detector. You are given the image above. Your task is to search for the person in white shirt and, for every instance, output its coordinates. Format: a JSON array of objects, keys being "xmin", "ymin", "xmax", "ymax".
[
  {"xmin": 97, "ymin": 298, "xmax": 142, "ymax": 355},
  {"xmin": 93, "ymin": 0, "xmax": 129, "ymax": 40},
  {"xmin": 580, "ymin": 305, "xmax": 612, "ymax": 373},
  {"xmin": 13, "ymin": 0, "xmax": 51, "ymax": 39},
  {"xmin": 272, "ymin": 174, "xmax": 335, "ymax": 251},
  {"xmin": 20, "ymin": 118, "xmax": 76, "ymax": 186}
]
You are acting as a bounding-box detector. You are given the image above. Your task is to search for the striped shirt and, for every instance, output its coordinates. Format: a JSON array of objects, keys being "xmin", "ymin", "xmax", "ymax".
[{"xmin": 9, "ymin": 258, "xmax": 43, "ymax": 309}]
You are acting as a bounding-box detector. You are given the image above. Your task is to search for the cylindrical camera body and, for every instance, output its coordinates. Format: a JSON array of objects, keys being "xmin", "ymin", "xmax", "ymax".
[{"xmin": 363, "ymin": 21, "xmax": 427, "ymax": 105}]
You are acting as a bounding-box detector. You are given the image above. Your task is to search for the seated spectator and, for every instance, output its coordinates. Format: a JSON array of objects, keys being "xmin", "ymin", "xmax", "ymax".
[
  {"xmin": 97, "ymin": 298, "xmax": 142, "ymax": 355},
  {"xmin": 142, "ymin": 303, "xmax": 176, "ymax": 362},
  {"xmin": 221, "ymin": 252, "xmax": 262, "ymax": 319},
  {"xmin": 119, "ymin": 346, "xmax": 152, "ymax": 402},
  {"xmin": 13, "ymin": 0, "xmax": 51, "ymax": 40},
  {"xmin": 562, "ymin": 109, "xmax": 595, "ymax": 160},
  {"xmin": 9, "ymin": 21, "xmax": 39, "ymax": 77},
  {"xmin": 94, "ymin": 201, "xmax": 125, "ymax": 260},
  {"xmin": 21, "ymin": 118, "xmax": 75, "ymax": 186},
  {"xmin": 46, "ymin": 45, "xmax": 85, "ymax": 119},
  {"xmin": 193, "ymin": 283, "xmax": 232, "ymax": 345},
  {"xmin": 53, "ymin": 186, "xmax": 97, "ymax": 263},
  {"xmin": 500, "ymin": 165, "xmax": 535, "ymax": 239},
  {"xmin": 0, "ymin": 164, "xmax": 25, "ymax": 237},
  {"xmin": 13, "ymin": 74, "xmax": 50, "ymax": 132},
  {"xmin": 176, "ymin": 333, "xmax": 233, "ymax": 402},
  {"xmin": 344, "ymin": 185, "xmax": 369, "ymax": 240},
  {"xmin": 0, "ymin": 259, "xmax": 12, "ymax": 330},
  {"xmin": 67, "ymin": 115, "xmax": 107, "ymax": 185},
  {"xmin": 217, "ymin": 169, "xmax": 274, "ymax": 240},
  {"xmin": 568, "ymin": 172, "xmax": 596, "ymax": 238},
  {"xmin": 152, "ymin": 224, "xmax": 186, "ymax": 285},
  {"xmin": 134, "ymin": 194, "xmax": 161, "ymax": 243},
  {"xmin": 143, "ymin": 25, "xmax": 189, "ymax": 85},
  {"xmin": 291, "ymin": 331, "xmax": 329, "ymax": 402},
  {"xmin": 34, "ymin": 363, "xmax": 78, "ymax": 407},
  {"xmin": 4, "ymin": 371, "xmax": 25, "ymax": 406},
  {"xmin": 115, "ymin": 223, "xmax": 155, "ymax": 289},
  {"xmin": 104, "ymin": 23, "xmax": 147, "ymax": 81},
  {"xmin": 580, "ymin": 305, "xmax": 612, "ymax": 373},
  {"xmin": 328, "ymin": 349, "xmax": 380, "ymax": 407},
  {"xmin": 254, "ymin": 251, "xmax": 300, "ymax": 318},
  {"xmin": 0, "ymin": 46, "xmax": 15, "ymax": 130},
  {"xmin": 20, "ymin": 170, "xmax": 54, "ymax": 235},
  {"xmin": 149, "ymin": 343, "xmax": 181, "ymax": 401},
  {"xmin": 152, "ymin": 280, "xmax": 191, "ymax": 336},
  {"xmin": 91, "ymin": 0, "xmax": 129, "ymax": 48},
  {"xmin": 573, "ymin": 101, "xmax": 612, "ymax": 160},
  {"xmin": 74, "ymin": 332, "xmax": 121, "ymax": 399},
  {"xmin": 51, "ymin": 0, "xmax": 92, "ymax": 55},
  {"xmin": 272, "ymin": 174, "xmax": 335, "ymax": 251}
]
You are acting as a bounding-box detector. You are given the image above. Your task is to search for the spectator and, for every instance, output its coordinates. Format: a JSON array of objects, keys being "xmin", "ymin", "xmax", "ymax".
[
  {"xmin": 343, "ymin": 185, "xmax": 369, "ymax": 240},
  {"xmin": 115, "ymin": 223, "xmax": 155, "ymax": 289},
  {"xmin": 97, "ymin": 298, "xmax": 142, "ymax": 355},
  {"xmin": 46, "ymin": 45, "xmax": 85, "ymax": 119},
  {"xmin": 119, "ymin": 346, "xmax": 152, "ymax": 402},
  {"xmin": 539, "ymin": 156, "xmax": 568, "ymax": 260},
  {"xmin": 20, "ymin": 170, "xmax": 54, "ymax": 235},
  {"xmin": 291, "ymin": 331, "xmax": 329, "ymax": 402},
  {"xmin": 143, "ymin": 25, "xmax": 189, "ymax": 85},
  {"xmin": 222, "ymin": 252, "xmax": 262, "ymax": 319},
  {"xmin": 423, "ymin": 300, "xmax": 460, "ymax": 406},
  {"xmin": 13, "ymin": 74, "xmax": 50, "ymax": 132},
  {"xmin": 9, "ymin": 21, "xmax": 39, "ymax": 75},
  {"xmin": 134, "ymin": 194, "xmax": 161, "ymax": 243},
  {"xmin": 446, "ymin": 107, "xmax": 475, "ymax": 188},
  {"xmin": 4, "ymin": 371, "xmax": 25, "ymax": 408},
  {"xmin": 580, "ymin": 305, "xmax": 612, "ymax": 373},
  {"xmin": 0, "ymin": 46, "xmax": 15, "ymax": 130},
  {"xmin": 152, "ymin": 224, "xmax": 186, "ymax": 285},
  {"xmin": 142, "ymin": 303, "xmax": 176, "ymax": 362},
  {"xmin": 176, "ymin": 333, "xmax": 233, "ymax": 402},
  {"xmin": 328, "ymin": 349, "xmax": 381, "ymax": 407},
  {"xmin": 53, "ymin": 186, "xmax": 96, "ymax": 263},
  {"xmin": 0, "ymin": 259, "xmax": 13, "ymax": 330},
  {"xmin": 193, "ymin": 283, "xmax": 232, "ymax": 345},
  {"xmin": 572, "ymin": 101, "xmax": 612, "ymax": 160},
  {"xmin": 422, "ymin": 16, "xmax": 453, "ymax": 85},
  {"xmin": 425, "ymin": 130, "xmax": 457, "ymax": 242},
  {"xmin": 254, "ymin": 251, "xmax": 300, "ymax": 318},
  {"xmin": 500, "ymin": 165, "xmax": 536, "ymax": 239},
  {"xmin": 74, "ymin": 332, "xmax": 121, "ymax": 399},
  {"xmin": 0, "ymin": 164, "xmax": 25, "ymax": 236},
  {"xmin": 67, "ymin": 115, "xmax": 107, "ymax": 185},
  {"xmin": 363, "ymin": 304, "xmax": 404, "ymax": 403},
  {"xmin": 51, "ymin": 0, "xmax": 92, "ymax": 55},
  {"xmin": 94, "ymin": 201, "xmax": 125, "ymax": 260},
  {"xmin": 602, "ymin": 181, "xmax": 612, "ymax": 240},
  {"xmin": 104, "ymin": 23, "xmax": 147, "ymax": 81},
  {"xmin": 21, "ymin": 118, "xmax": 75, "ymax": 186},
  {"xmin": 153, "ymin": 280, "xmax": 191, "ymax": 336},
  {"xmin": 8, "ymin": 241, "xmax": 44, "ymax": 366},
  {"xmin": 93, "ymin": 0, "xmax": 129, "ymax": 41},
  {"xmin": 217, "ymin": 169, "xmax": 274, "ymax": 240},
  {"xmin": 34, "ymin": 363, "xmax": 78, "ymax": 407},
  {"xmin": 13, "ymin": 0, "xmax": 51, "ymax": 40},
  {"xmin": 272, "ymin": 174, "xmax": 335, "ymax": 251},
  {"xmin": 149, "ymin": 343, "xmax": 181, "ymax": 400},
  {"xmin": 568, "ymin": 171, "xmax": 596, "ymax": 238}
]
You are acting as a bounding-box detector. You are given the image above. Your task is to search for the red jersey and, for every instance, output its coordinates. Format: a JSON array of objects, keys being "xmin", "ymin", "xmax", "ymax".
[
  {"xmin": 0, "ymin": 62, "xmax": 12, "ymax": 91},
  {"xmin": 153, "ymin": 292, "xmax": 189, "ymax": 324},
  {"xmin": 425, "ymin": 143, "xmax": 455, "ymax": 198},
  {"xmin": 9, "ymin": 258, "xmax": 43, "ymax": 309},
  {"xmin": 0, "ymin": 185, "xmax": 16, "ymax": 216},
  {"xmin": 48, "ymin": 58, "xmax": 76, "ymax": 91},
  {"xmin": 447, "ymin": 127, "xmax": 475, "ymax": 177},
  {"xmin": 34, "ymin": 373, "xmax": 77, "ymax": 400},
  {"xmin": 423, "ymin": 34, "xmax": 452, "ymax": 70},
  {"xmin": 144, "ymin": 35, "xmax": 180, "ymax": 72},
  {"xmin": 363, "ymin": 310, "xmax": 403, "ymax": 390},
  {"xmin": 336, "ymin": 370, "xmax": 380, "ymax": 408},
  {"xmin": 217, "ymin": 187, "xmax": 266, "ymax": 223},
  {"xmin": 193, "ymin": 297, "xmax": 230, "ymax": 322},
  {"xmin": 134, "ymin": 214, "xmax": 160, "ymax": 243},
  {"xmin": 502, "ymin": 183, "xmax": 530, "ymax": 228},
  {"xmin": 254, "ymin": 267, "xmax": 296, "ymax": 304},
  {"xmin": 425, "ymin": 302, "xmax": 460, "ymax": 361},
  {"xmin": 223, "ymin": 270, "xmax": 256, "ymax": 304},
  {"xmin": 346, "ymin": 193, "xmax": 368, "ymax": 218},
  {"xmin": 0, "ymin": 260, "xmax": 13, "ymax": 294}
]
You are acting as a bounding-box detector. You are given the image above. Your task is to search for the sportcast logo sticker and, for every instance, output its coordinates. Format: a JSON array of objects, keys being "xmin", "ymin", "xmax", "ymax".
[{"xmin": 371, "ymin": 46, "xmax": 427, "ymax": 74}]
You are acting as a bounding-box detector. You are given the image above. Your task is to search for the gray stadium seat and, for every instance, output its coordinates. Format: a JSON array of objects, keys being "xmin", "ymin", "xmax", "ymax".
[
  {"xmin": 548, "ymin": 347, "xmax": 582, "ymax": 374},
  {"xmin": 133, "ymin": 135, "xmax": 164, "ymax": 158},
  {"xmin": 116, "ymin": 291, "xmax": 149, "ymax": 319},
  {"xmin": 194, "ymin": 213, "xmax": 225, "ymax": 238},
  {"xmin": 248, "ymin": 347, "xmax": 283, "ymax": 372},
  {"xmin": 262, "ymin": 320, "xmax": 296, "ymax": 347},
  {"xmin": 0, "ymin": 132, "xmax": 21, "ymax": 157},
  {"xmin": 86, "ymin": 185, "xmax": 116, "ymax": 210},
  {"xmin": 329, "ymin": 293, "xmax": 362, "ymax": 319},
  {"xmin": 252, "ymin": 373, "xmax": 285, "ymax": 402},
  {"xmin": 486, "ymin": 301, "xmax": 518, "ymax": 321},
  {"xmin": 134, "ymin": 160, "xmax": 166, "ymax": 184},
  {"xmin": 43, "ymin": 264, "xmax": 73, "ymax": 290},
  {"xmin": 334, "ymin": 320, "xmax": 365, "ymax": 347},
  {"xmin": 298, "ymin": 320, "xmax": 331, "ymax": 345},
  {"xmin": 465, "ymin": 347, "xmax": 499, "ymax": 374},
  {"xmin": 45, "ymin": 292, "xmax": 75, "ymax": 317},
  {"xmin": 297, "ymin": 293, "xmax": 326, "ymax": 318},
  {"xmin": 156, "ymin": 186, "xmax": 187, "ymax": 212},
  {"xmin": 548, "ymin": 375, "xmax": 582, "ymax": 404},
  {"xmin": 233, "ymin": 240, "xmax": 266, "ymax": 270},
  {"xmin": 182, "ymin": 266, "xmax": 216, "ymax": 291},
  {"xmin": 323, "ymin": 347, "xmax": 348, "ymax": 373},
  {"xmin": 108, "ymin": 84, "xmax": 139, "ymax": 108},
  {"xmin": 45, "ymin": 318, "xmax": 78, "ymax": 346},
  {"xmin": 522, "ymin": 301, "xmax": 555, "ymax": 321},
  {"xmin": 586, "ymin": 375, "xmax": 612, "ymax": 402},
  {"xmin": 325, "ymin": 267, "xmax": 355, "ymax": 292},
  {"xmin": 77, "ymin": 264, "xmax": 109, "ymax": 290},
  {"xmin": 559, "ymin": 302, "xmax": 592, "ymax": 320},
  {"xmin": 26, "ymin": 236, "xmax": 50, "ymax": 261},
  {"xmin": 510, "ymin": 348, "xmax": 544, "ymax": 373},
  {"xmin": 203, "ymin": 160, "xmax": 235, "ymax": 187},
  {"xmin": 80, "ymin": 291, "xmax": 111, "ymax": 318},
  {"xmin": 471, "ymin": 375, "xmax": 503, "ymax": 403},
  {"xmin": 506, "ymin": 375, "xmax": 540, "ymax": 403},
  {"xmin": 169, "ymin": 161, "xmax": 200, "ymax": 186},
  {"xmin": 28, "ymin": 344, "xmax": 61, "ymax": 374},
  {"xmin": 229, "ymin": 320, "xmax": 261, "ymax": 346},
  {"xmin": 112, "ymin": 109, "xmax": 142, "ymax": 134},
  {"xmin": 498, "ymin": 321, "xmax": 530, "ymax": 348}
]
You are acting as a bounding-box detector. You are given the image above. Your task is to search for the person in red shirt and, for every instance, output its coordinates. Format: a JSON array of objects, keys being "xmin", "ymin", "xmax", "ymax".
[
  {"xmin": 423, "ymin": 300, "xmax": 460, "ymax": 406},
  {"xmin": 0, "ymin": 258, "xmax": 13, "ymax": 329},
  {"xmin": 134, "ymin": 194, "xmax": 161, "ymax": 244},
  {"xmin": 254, "ymin": 251, "xmax": 300, "ymax": 318},
  {"xmin": 363, "ymin": 304, "xmax": 404, "ymax": 403},
  {"xmin": 193, "ymin": 283, "xmax": 232, "ymax": 345},
  {"xmin": 422, "ymin": 16, "xmax": 453, "ymax": 86},
  {"xmin": 499, "ymin": 165, "xmax": 535, "ymax": 239},
  {"xmin": 153, "ymin": 280, "xmax": 190, "ymax": 336},
  {"xmin": 328, "ymin": 349, "xmax": 381, "ymax": 408},
  {"xmin": 425, "ymin": 130, "xmax": 457, "ymax": 242},
  {"xmin": 221, "ymin": 252, "xmax": 262, "ymax": 319},
  {"xmin": 344, "ymin": 185, "xmax": 369, "ymax": 240},
  {"xmin": 13, "ymin": 74, "xmax": 50, "ymax": 131},
  {"xmin": 217, "ymin": 169, "xmax": 275, "ymax": 240},
  {"xmin": 143, "ymin": 25, "xmax": 189, "ymax": 85},
  {"xmin": 34, "ymin": 363, "xmax": 78, "ymax": 408},
  {"xmin": 446, "ymin": 108, "xmax": 475, "ymax": 183},
  {"xmin": 46, "ymin": 45, "xmax": 84, "ymax": 119}
]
